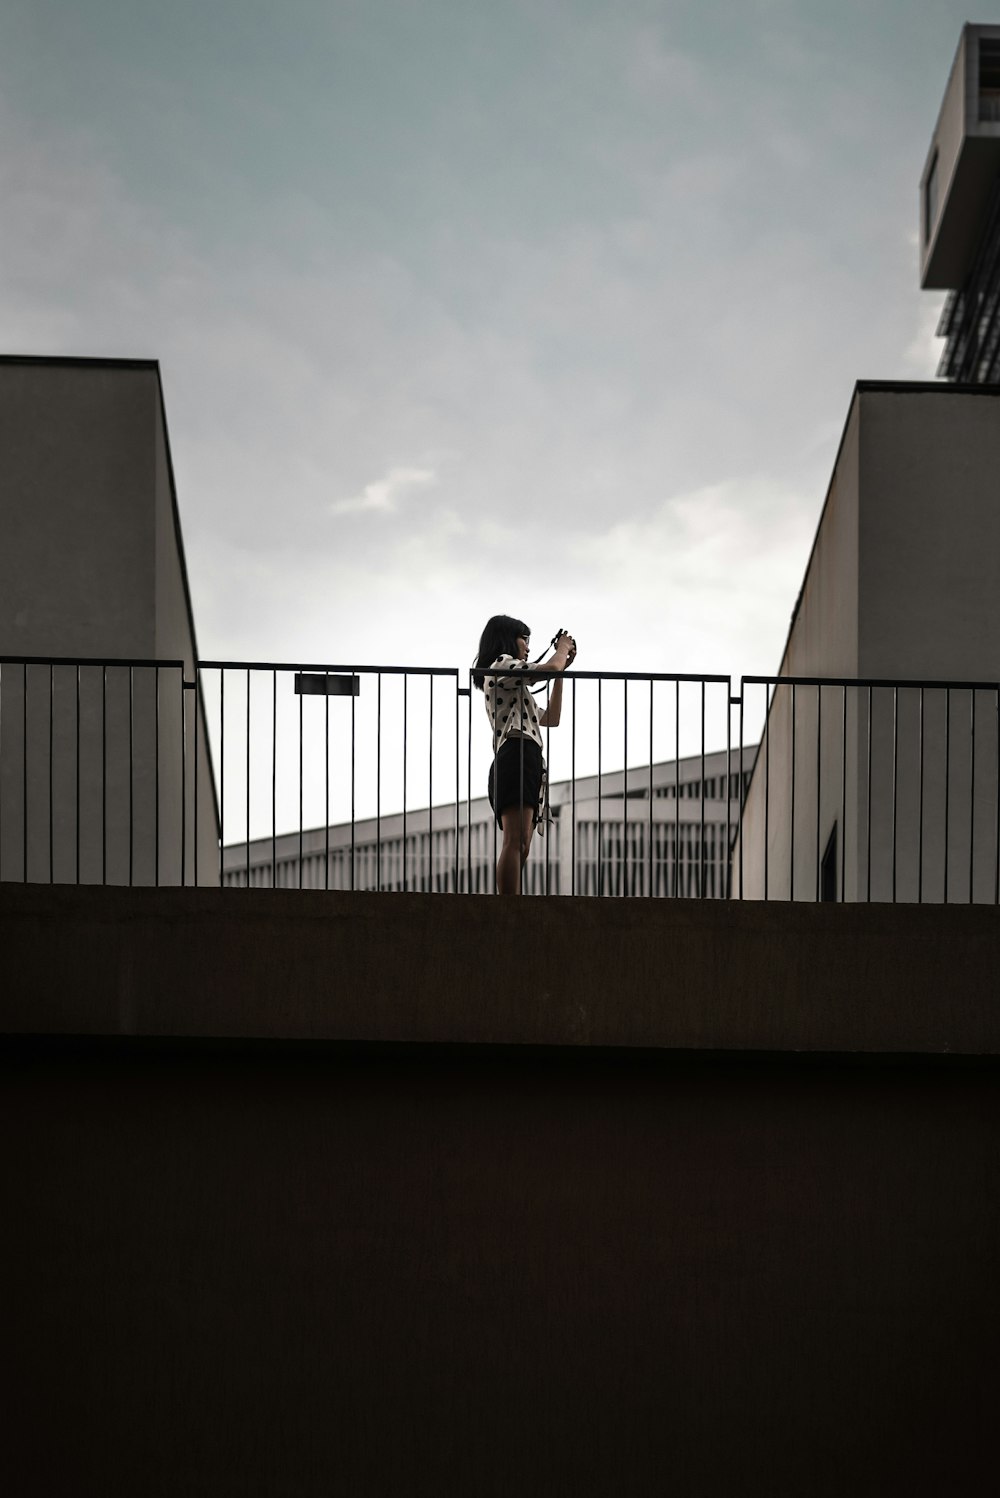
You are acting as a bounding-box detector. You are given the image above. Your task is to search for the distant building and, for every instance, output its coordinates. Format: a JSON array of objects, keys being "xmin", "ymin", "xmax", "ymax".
[
  {"xmin": 223, "ymin": 747, "xmax": 756, "ymax": 897},
  {"xmin": 921, "ymin": 22, "xmax": 1000, "ymax": 382}
]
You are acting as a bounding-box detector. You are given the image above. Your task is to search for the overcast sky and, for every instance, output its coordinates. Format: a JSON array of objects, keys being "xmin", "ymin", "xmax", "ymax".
[{"xmin": 1, "ymin": 0, "xmax": 968, "ymax": 684}]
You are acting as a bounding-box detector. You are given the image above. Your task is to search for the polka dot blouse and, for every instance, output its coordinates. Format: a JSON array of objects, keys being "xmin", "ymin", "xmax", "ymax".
[{"xmin": 484, "ymin": 655, "xmax": 546, "ymax": 751}]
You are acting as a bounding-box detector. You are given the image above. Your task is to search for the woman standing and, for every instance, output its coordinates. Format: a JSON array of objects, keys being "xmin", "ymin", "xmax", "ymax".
[{"xmin": 473, "ymin": 615, "xmax": 576, "ymax": 894}]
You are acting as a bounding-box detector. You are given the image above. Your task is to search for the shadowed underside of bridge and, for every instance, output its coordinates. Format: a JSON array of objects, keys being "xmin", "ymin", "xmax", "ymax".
[{"xmin": 4, "ymin": 886, "xmax": 1000, "ymax": 1496}]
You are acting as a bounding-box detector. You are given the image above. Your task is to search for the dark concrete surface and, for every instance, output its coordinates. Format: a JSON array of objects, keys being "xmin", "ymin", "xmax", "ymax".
[
  {"xmin": 4, "ymin": 886, "xmax": 1000, "ymax": 1495},
  {"xmin": 3, "ymin": 882, "xmax": 1000, "ymax": 1053},
  {"xmin": 4, "ymin": 1043, "xmax": 998, "ymax": 1497}
]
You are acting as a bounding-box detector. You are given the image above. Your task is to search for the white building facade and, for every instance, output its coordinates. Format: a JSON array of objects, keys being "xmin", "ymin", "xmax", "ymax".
[{"xmin": 223, "ymin": 748, "xmax": 755, "ymax": 897}]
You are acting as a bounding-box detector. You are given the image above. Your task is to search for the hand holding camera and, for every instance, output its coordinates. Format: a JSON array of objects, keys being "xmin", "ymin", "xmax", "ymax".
[{"xmin": 551, "ymin": 628, "xmax": 577, "ymax": 667}]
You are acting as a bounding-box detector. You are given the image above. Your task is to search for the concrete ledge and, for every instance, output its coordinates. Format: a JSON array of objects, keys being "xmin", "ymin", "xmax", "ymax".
[{"xmin": 4, "ymin": 883, "xmax": 1000, "ymax": 1054}]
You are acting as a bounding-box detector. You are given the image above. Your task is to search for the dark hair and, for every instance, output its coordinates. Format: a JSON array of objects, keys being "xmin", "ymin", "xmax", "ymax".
[{"xmin": 473, "ymin": 614, "xmax": 530, "ymax": 690}]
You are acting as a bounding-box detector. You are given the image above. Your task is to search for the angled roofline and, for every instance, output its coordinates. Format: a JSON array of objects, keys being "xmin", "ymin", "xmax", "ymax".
[
  {"xmin": 152, "ymin": 364, "xmax": 222, "ymax": 834},
  {"xmin": 152, "ymin": 365, "xmax": 202, "ymax": 668},
  {"xmin": 778, "ymin": 378, "xmax": 1000, "ymax": 674},
  {"xmin": 0, "ymin": 353, "xmax": 161, "ymax": 371}
]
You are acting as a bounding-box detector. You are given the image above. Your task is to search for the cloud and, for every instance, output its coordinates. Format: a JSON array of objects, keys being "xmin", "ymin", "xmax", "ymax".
[
  {"xmin": 330, "ymin": 464, "xmax": 437, "ymax": 517},
  {"xmin": 565, "ymin": 476, "xmax": 818, "ymax": 677}
]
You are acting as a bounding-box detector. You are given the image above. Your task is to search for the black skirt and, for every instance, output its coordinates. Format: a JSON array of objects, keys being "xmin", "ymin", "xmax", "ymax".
[{"xmin": 488, "ymin": 737, "xmax": 544, "ymax": 826}]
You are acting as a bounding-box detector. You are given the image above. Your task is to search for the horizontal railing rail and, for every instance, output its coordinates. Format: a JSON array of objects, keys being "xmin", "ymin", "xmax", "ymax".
[{"xmin": 3, "ymin": 655, "xmax": 1000, "ymax": 902}]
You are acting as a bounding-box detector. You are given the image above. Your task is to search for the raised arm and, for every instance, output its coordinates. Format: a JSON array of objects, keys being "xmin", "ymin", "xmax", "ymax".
[{"xmin": 538, "ymin": 633, "xmax": 576, "ymax": 728}]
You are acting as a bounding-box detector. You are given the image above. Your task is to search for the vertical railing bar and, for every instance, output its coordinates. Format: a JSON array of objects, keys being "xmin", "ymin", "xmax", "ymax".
[
  {"xmin": 891, "ymin": 686, "xmax": 898, "ymax": 903},
  {"xmin": 101, "ymin": 665, "xmax": 107, "ymax": 886},
  {"xmin": 48, "ymin": 664, "xmax": 54, "ymax": 884},
  {"xmin": 490, "ymin": 672, "xmax": 498, "ymax": 897},
  {"xmin": 545, "ymin": 683, "xmax": 552, "ymax": 896},
  {"xmin": 648, "ymin": 679, "xmax": 654, "ymax": 898},
  {"xmin": 271, "ymin": 670, "xmax": 277, "ymax": 889},
  {"xmin": 571, "ymin": 676, "xmax": 577, "ymax": 896},
  {"xmin": 128, "ymin": 666, "xmax": 134, "ymax": 887},
  {"xmin": 491, "ymin": 669, "xmax": 499, "ymax": 896},
  {"xmin": 790, "ymin": 683, "xmax": 796, "ymax": 900},
  {"xmin": 764, "ymin": 682, "xmax": 770, "ymax": 902},
  {"xmin": 180, "ymin": 669, "xmax": 187, "ymax": 888},
  {"xmin": 995, "ymin": 687, "xmax": 1000, "ymax": 906},
  {"xmin": 246, "ymin": 667, "xmax": 251, "ymax": 888},
  {"xmin": 219, "ymin": 670, "xmax": 225, "ymax": 888},
  {"xmin": 465, "ymin": 677, "xmax": 472, "ymax": 893},
  {"xmin": 351, "ymin": 668, "xmax": 357, "ymax": 892},
  {"xmin": 597, "ymin": 677, "xmax": 603, "ymax": 897},
  {"xmin": 22, "ymin": 664, "xmax": 29, "ymax": 884},
  {"xmin": 518, "ymin": 680, "xmax": 525, "ymax": 897},
  {"xmin": 377, "ymin": 673, "xmax": 382, "ymax": 892},
  {"xmin": 427, "ymin": 676, "xmax": 433, "ymax": 895},
  {"xmin": 738, "ymin": 685, "xmax": 745, "ymax": 900},
  {"xmin": 816, "ymin": 686, "xmax": 823, "ymax": 904},
  {"xmin": 621, "ymin": 680, "xmax": 628, "ymax": 897},
  {"xmin": 865, "ymin": 685, "xmax": 872, "ymax": 902},
  {"xmin": 699, "ymin": 679, "xmax": 705, "ymax": 898},
  {"xmin": 325, "ymin": 669, "xmax": 330, "ymax": 891},
  {"xmin": 464, "ymin": 680, "xmax": 473, "ymax": 886},
  {"xmin": 918, "ymin": 687, "xmax": 925, "ymax": 904},
  {"xmin": 403, "ymin": 673, "xmax": 408, "ymax": 893},
  {"xmin": 193, "ymin": 670, "xmax": 200, "ymax": 889},
  {"xmin": 725, "ymin": 683, "xmax": 732, "ymax": 899},
  {"xmin": 454, "ymin": 677, "xmax": 460, "ymax": 893},
  {"xmin": 944, "ymin": 689, "xmax": 951, "ymax": 904},
  {"xmin": 674, "ymin": 679, "xmax": 680, "ymax": 898},
  {"xmin": 298, "ymin": 666, "xmax": 304, "ymax": 889},
  {"xmin": 970, "ymin": 688, "xmax": 977, "ymax": 904},
  {"xmin": 77, "ymin": 665, "xmax": 82, "ymax": 886},
  {"xmin": 840, "ymin": 685, "xmax": 847, "ymax": 903}
]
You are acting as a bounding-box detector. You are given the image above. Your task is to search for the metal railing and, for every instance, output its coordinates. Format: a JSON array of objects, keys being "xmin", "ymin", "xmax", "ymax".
[
  {"xmin": 207, "ymin": 661, "xmax": 738, "ymax": 897},
  {"xmin": 4, "ymin": 655, "xmax": 1000, "ymax": 903},
  {"xmin": 735, "ymin": 675, "xmax": 1000, "ymax": 904},
  {"xmin": 0, "ymin": 656, "xmax": 208, "ymax": 888}
]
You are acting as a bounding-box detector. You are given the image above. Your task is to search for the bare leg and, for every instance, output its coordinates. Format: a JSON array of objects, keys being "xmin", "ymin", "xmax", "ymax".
[{"xmin": 497, "ymin": 806, "xmax": 536, "ymax": 894}]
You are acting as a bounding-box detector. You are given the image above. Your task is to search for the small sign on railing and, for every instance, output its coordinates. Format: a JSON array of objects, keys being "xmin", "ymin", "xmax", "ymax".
[{"xmin": 293, "ymin": 673, "xmax": 360, "ymax": 697}]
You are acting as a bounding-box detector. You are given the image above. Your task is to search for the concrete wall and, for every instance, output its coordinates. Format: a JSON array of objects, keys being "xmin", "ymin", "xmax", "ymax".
[
  {"xmin": 856, "ymin": 388, "xmax": 1000, "ymax": 902},
  {"xmin": 3, "ymin": 884, "xmax": 1000, "ymax": 1496},
  {"xmin": 5, "ymin": 883, "xmax": 1000, "ymax": 1055},
  {"xmin": 736, "ymin": 385, "xmax": 1000, "ymax": 903},
  {"xmin": 0, "ymin": 358, "xmax": 217, "ymax": 884},
  {"xmin": 0, "ymin": 362, "xmax": 156, "ymax": 658},
  {"xmin": 858, "ymin": 388, "xmax": 1000, "ymax": 680}
]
